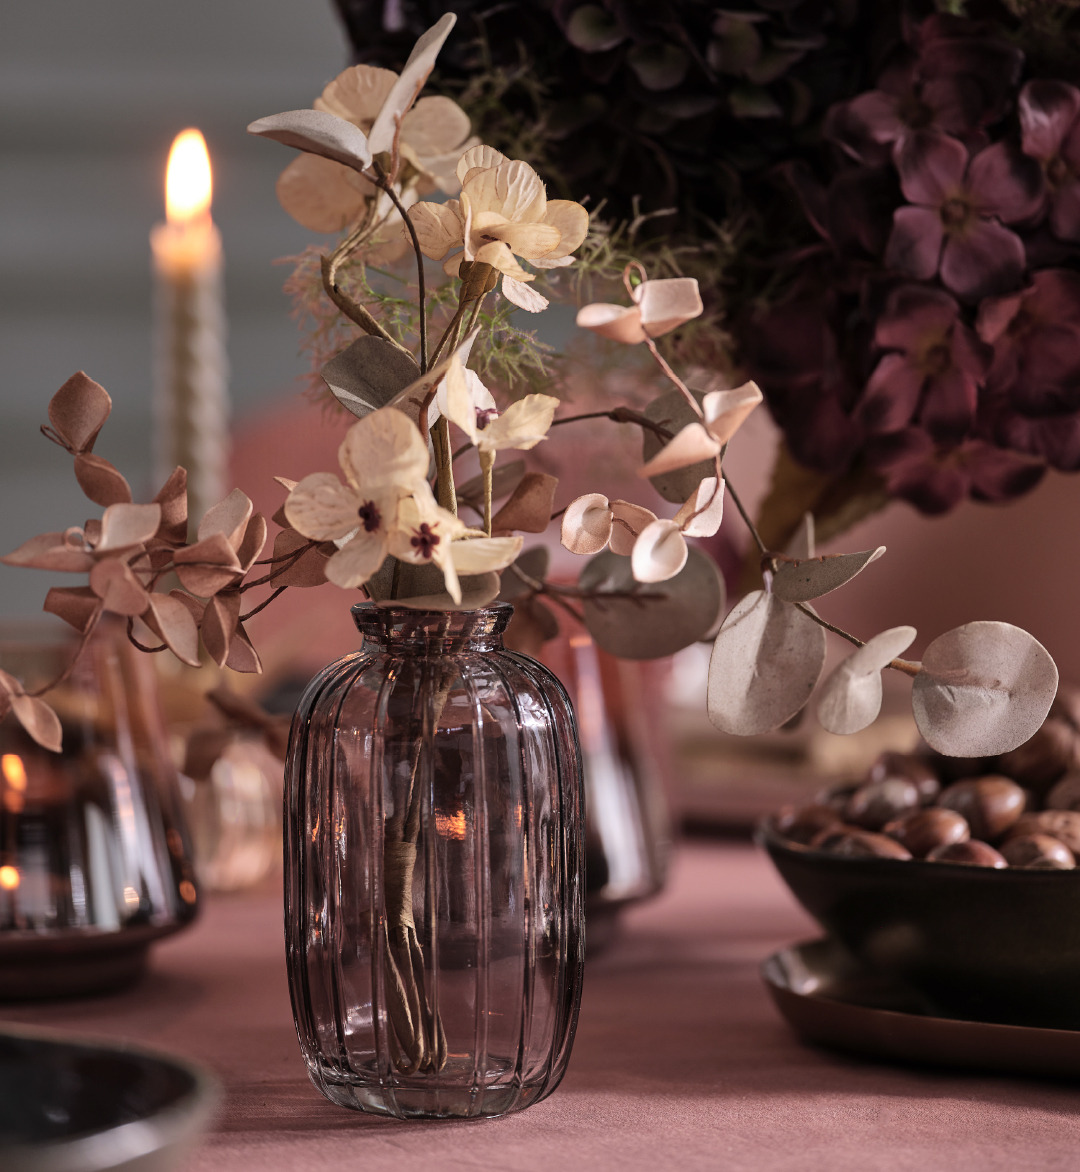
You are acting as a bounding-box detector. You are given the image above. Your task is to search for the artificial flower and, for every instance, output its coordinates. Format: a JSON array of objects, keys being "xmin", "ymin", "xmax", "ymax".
[
  {"xmin": 388, "ymin": 481, "xmax": 466, "ymax": 602},
  {"xmin": 560, "ymin": 495, "xmax": 657, "ymax": 556},
  {"xmin": 885, "ymin": 131, "xmax": 1042, "ymax": 302},
  {"xmin": 284, "ymin": 408, "xmax": 429, "ymax": 589},
  {"xmin": 408, "ymin": 145, "xmax": 589, "ymax": 310},
  {"xmin": 1018, "ymin": 80, "xmax": 1080, "ymax": 242},
  {"xmin": 637, "ymin": 381, "xmax": 762, "ymax": 477},
  {"xmin": 442, "ymin": 356, "xmax": 558, "ymax": 452}
]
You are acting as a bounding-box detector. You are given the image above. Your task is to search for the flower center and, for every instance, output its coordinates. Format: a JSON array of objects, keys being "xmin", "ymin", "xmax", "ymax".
[
  {"xmin": 939, "ymin": 196, "xmax": 972, "ymax": 231},
  {"xmin": 1047, "ymin": 155, "xmax": 1071, "ymax": 189},
  {"xmin": 357, "ymin": 500, "xmax": 382, "ymax": 533},
  {"xmin": 410, "ymin": 523, "xmax": 440, "ymax": 559},
  {"xmin": 475, "ymin": 408, "xmax": 499, "ymax": 430}
]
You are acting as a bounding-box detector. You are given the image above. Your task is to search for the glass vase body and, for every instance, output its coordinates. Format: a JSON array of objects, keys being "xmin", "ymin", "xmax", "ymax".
[{"xmin": 284, "ymin": 604, "xmax": 585, "ymax": 1120}]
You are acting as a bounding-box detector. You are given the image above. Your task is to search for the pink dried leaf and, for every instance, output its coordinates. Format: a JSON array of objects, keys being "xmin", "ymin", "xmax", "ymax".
[
  {"xmin": 201, "ymin": 592, "xmax": 241, "ymax": 668},
  {"xmin": 198, "ymin": 488, "xmax": 254, "ymax": 551},
  {"xmin": 771, "ymin": 547, "xmax": 886, "ymax": 603},
  {"xmin": 89, "ymin": 559, "xmax": 150, "ymax": 617},
  {"xmin": 173, "ymin": 533, "xmax": 242, "ymax": 597},
  {"xmin": 367, "ymin": 13, "xmax": 457, "ymax": 156},
  {"xmin": 236, "ymin": 513, "xmax": 268, "ymax": 574},
  {"xmin": 701, "ymin": 381, "xmax": 763, "ymax": 446},
  {"xmin": 247, "ymin": 109, "xmax": 373, "ymax": 173},
  {"xmin": 224, "ymin": 623, "xmax": 262, "ymax": 674},
  {"xmin": 490, "ymin": 473, "xmax": 558, "ymax": 534},
  {"xmin": 608, "ymin": 500, "xmax": 657, "ymax": 556},
  {"xmin": 912, "ymin": 621, "xmax": 1059, "ymax": 756},
  {"xmin": 96, "ymin": 503, "xmax": 162, "ymax": 553},
  {"xmin": 631, "ymin": 518, "xmax": 688, "ymax": 584},
  {"xmin": 816, "ymin": 626, "xmax": 918, "ymax": 735},
  {"xmin": 153, "ymin": 467, "xmax": 189, "ymax": 544},
  {"xmin": 707, "ymin": 591, "xmax": 826, "ymax": 735},
  {"xmin": 269, "ymin": 529, "xmax": 330, "ymax": 589},
  {"xmin": 637, "ymin": 422, "xmax": 721, "ymax": 478},
  {"xmin": 145, "ymin": 592, "xmax": 201, "ymax": 666},
  {"xmin": 43, "ymin": 586, "xmax": 102, "ymax": 634},
  {"xmin": 11, "ymin": 693, "xmax": 63, "ymax": 752},
  {"xmin": 45, "ymin": 371, "xmax": 112, "ymax": 454},
  {"xmin": 1, "ymin": 532, "xmax": 93, "ymax": 573},
  {"xmin": 73, "ymin": 453, "xmax": 132, "ymax": 508},
  {"xmin": 561, "ymin": 493, "xmax": 613, "ymax": 555}
]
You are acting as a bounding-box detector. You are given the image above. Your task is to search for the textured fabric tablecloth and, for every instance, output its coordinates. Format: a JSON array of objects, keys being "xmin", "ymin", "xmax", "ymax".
[{"xmin": 3, "ymin": 840, "xmax": 1079, "ymax": 1171}]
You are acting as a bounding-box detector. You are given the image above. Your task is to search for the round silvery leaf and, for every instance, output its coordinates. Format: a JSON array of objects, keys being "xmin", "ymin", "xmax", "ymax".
[
  {"xmin": 771, "ymin": 546, "xmax": 885, "ymax": 603},
  {"xmin": 581, "ymin": 546, "xmax": 724, "ymax": 659},
  {"xmin": 708, "ymin": 591, "xmax": 826, "ymax": 735},
  {"xmin": 912, "ymin": 621, "xmax": 1059, "ymax": 756},
  {"xmin": 816, "ymin": 625, "xmax": 917, "ymax": 735}
]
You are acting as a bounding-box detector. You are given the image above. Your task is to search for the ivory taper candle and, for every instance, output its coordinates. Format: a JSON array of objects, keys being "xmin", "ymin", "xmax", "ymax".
[{"xmin": 151, "ymin": 129, "xmax": 229, "ymax": 533}]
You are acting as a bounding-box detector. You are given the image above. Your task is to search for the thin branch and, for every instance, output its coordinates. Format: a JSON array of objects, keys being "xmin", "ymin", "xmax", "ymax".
[
  {"xmin": 25, "ymin": 615, "xmax": 102, "ymax": 697},
  {"xmin": 793, "ymin": 602, "xmax": 864, "ymax": 649},
  {"xmin": 240, "ymin": 586, "xmax": 288, "ymax": 623},
  {"xmin": 550, "ymin": 406, "xmax": 674, "ymax": 443},
  {"xmin": 644, "ymin": 336, "xmax": 702, "ymax": 418},
  {"xmin": 725, "ymin": 478, "xmax": 768, "ymax": 556},
  {"xmin": 372, "ymin": 162, "xmax": 428, "ymax": 372}
]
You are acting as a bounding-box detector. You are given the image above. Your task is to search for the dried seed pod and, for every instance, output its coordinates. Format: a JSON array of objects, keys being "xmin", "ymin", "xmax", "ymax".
[
  {"xmin": 883, "ymin": 807, "xmax": 970, "ymax": 859},
  {"xmin": 811, "ymin": 827, "xmax": 911, "ymax": 860},
  {"xmin": 926, "ymin": 839, "xmax": 1007, "ymax": 868},
  {"xmin": 773, "ymin": 804, "xmax": 840, "ymax": 846},
  {"xmin": 869, "ymin": 751, "xmax": 941, "ymax": 805},
  {"xmin": 1000, "ymin": 834, "xmax": 1075, "ymax": 870},
  {"xmin": 1046, "ymin": 773, "xmax": 1080, "ymax": 812},
  {"xmin": 937, "ymin": 776, "xmax": 1026, "ymax": 842},
  {"xmin": 844, "ymin": 777, "xmax": 921, "ymax": 831},
  {"xmin": 996, "ymin": 718, "xmax": 1077, "ymax": 795}
]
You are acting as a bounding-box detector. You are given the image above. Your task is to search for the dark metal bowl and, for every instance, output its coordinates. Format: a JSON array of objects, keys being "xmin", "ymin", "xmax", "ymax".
[
  {"xmin": 0, "ymin": 1025, "xmax": 217, "ymax": 1172},
  {"xmin": 759, "ymin": 816, "xmax": 1080, "ymax": 1029}
]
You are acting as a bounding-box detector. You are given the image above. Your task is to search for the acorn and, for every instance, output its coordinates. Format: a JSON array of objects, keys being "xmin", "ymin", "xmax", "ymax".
[
  {"xmin": 773, "ymin": 803, "xmax": 840, "ymax": 846},
  {"xmin": 844, "ymin": 777, "xmax": 921, "ymax": 831},
  {"xmin": 937, "ymin": 776, "xmax": 1026, "ymax": 842},
  {"xmin": 926, "ymin": 840, "xmax": 1007, "ymax": 868},
  {"xmin": 811, "ymin": 827, "xmax": 911, "ymax": 860},
  {"xmin": 996, "ymin": 718, "xmax": 1077, "ymax": 796},
  {"xmin": 869, "ymin": 751, "xmax": 941, "ymax": 805},
  {"xmin": 883, "ymin": 807, "xmax": 970, "ymax": 859},
  {"xmin": 1000, "ymin": 834, "xmax": 1075, "ymax": 870}
]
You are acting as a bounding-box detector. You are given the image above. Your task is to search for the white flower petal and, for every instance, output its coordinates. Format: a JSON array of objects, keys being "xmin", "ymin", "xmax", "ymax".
[
  {"xmin": 338, "ymin": 407, "xmax": 429, "ymax": 494},
  {"xmin": 702, "ymin": 381, "xmax": 763, "ymax": 445},
  {"xmin": 539, "ymin": 199, "xmax": 589, "ymax": 258},
  {"xmin": 674, "ymin": 477, "xmax": 726, "ymax": 538},
  {"xmin": 325, "ymin": 531, "xmax": 390, "ymax": 589},
  {"xmin": 315, "ymin": 64, "xmax": 397, "ymax": 125},
  {"xmin": 456, "ymin": 144, "xmax": 509, "ymax": 184},
  {"xmin": 631, "ymin": 518, "xmax": 689, "ymax": 584},
  {"xmin": 408, "ymin": 199, "xmax": 464, "ymax": 259},
  {"xmin": 502, "ymin": 274, "xmax": 550, "ymax": 312},
  {"xmin": 576, "ymin": 302, "xmax": 647, "ymax": 344},
  {"xmin": 481, "ymin": 394, "xmax": 558, "ymax": 451},
  {"xmin": 635, "ymin": 278, "xmax": 703, "ymax": 337},
  {"xmin": 449, "ymin": 535, "xmax": 523, "ymax": 574},
  {"xmin": 284, "ymin": 473, "xmax": 362, "ymax": 541},
  {"xmin": 462, "ymin": 158, "xmax": 546, "ymax": 222}
]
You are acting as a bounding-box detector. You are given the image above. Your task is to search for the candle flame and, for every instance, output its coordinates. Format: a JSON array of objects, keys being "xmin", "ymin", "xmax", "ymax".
[
  {"xmin": 166, "ymin": 129, "xmax": 212, "ymax": 223},
  {"xmin": 0, "ymin": 865, "xmax": 19, "ymax": 891},
  {"xmin": 1, "ymin": 754, "xmax": 26, "ymax": 792}
]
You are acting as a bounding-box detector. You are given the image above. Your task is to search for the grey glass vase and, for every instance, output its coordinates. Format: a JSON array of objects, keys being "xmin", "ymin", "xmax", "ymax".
[{"xmin": 284, "ymin": 603, "xmax": 585, "ymax": 1120}]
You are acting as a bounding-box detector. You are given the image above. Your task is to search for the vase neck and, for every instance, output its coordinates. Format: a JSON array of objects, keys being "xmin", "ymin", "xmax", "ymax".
[{"xmin": 351, "ymin": 604, "xmax": 511, "ymax": 654}]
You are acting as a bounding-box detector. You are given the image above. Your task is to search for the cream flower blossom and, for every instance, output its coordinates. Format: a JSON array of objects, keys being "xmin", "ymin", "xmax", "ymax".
[
  {"xmin": 284, "ymin": 409, "xmax": 429, "ymax": 589},
  {"xmin": 408, "ymin": 145, "xmax": 589, "ymax": 311},
  {"xmin": 441, "ymin": 355, "xmax": 559, "ymax": 451},
  {"xmin": 577, "ymin": 277, "xmax": 704, "ymax": 343},
  {"xmin": 276, "ymin": 64, "xmax": 477, "ymax": 235}
]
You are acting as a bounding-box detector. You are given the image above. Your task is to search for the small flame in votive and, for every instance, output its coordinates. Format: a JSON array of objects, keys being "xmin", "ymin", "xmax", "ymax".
[
  {"xmin": 0, "ymin": 865, "xmax": 20, "ymax": 891},
  {"xmin": 435, "ymin": 810, "xmax": 467, "ymax": 841},
  {"xmin": 1, "ymin": 754, "xmax": 26, "ymax": 792},
  {"xmin": 166, "ymin": 129, "xmax": 212, "ymax": 223}
]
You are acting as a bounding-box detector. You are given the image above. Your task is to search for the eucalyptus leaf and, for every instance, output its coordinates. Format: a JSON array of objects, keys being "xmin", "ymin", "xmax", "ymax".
[
  {"xmin": 816, "ymin": 626, "xmax": 917, "ymax": 735},
  {"xmin": 47, "ymin": 371, "xmax": 112, "ymax": 454},
  {"xmin": 247, "ymin": 109, "xmax": 373, "ymax": 173},
  {"xmin": 498, "ymin": 547, "xmax": 550, "ymax": 602},
  {"xmin": 911, "ymin": 621, "xmax": 1059, "ymax": 757},
  {"xmin": 641, "ymin": 389, "xmax": 712, "ymax": 504},
  {"xmin": 458, "ymin": 460, "xmax": 525, "ymax": 511},
  {"xmin": 707, "ymin": 591, "xmax": 826, "ymax": 735},
  {"xmin": 771, "ymin": 546, "xmax": 885, "ymax": 603},
  {"xmin": 581, "ymin": 546, "xmax": 724, "ymax": 659},
  {"xmin": 322, "ymin": 337, "xmax": 423, "ymax": 420},
  {"xmin": 490, "ymin": 473, "xmax": 558, "ymax": 534}
]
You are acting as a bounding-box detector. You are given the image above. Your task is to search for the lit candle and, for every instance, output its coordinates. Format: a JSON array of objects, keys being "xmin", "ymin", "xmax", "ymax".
[{"xmin": 151, "ymin": 129, "xmax": 229, "ymax": 533}]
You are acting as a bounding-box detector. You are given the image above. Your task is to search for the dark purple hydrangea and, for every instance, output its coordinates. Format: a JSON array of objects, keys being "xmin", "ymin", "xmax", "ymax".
[
  {"xmin": 857, "ymin": 285, "xmax": 990, "ymax": 442},
  {"xmin": 1018, "ymin": 80, "xmax": 1080, "ymax": 242},
  {"xmin": 885, "ymin": 131, "xmax": 1043, "ymax": 302},
  {"xmin": 865, "ymin": 429, "xmax": 1044, "ymax": 515},
  {"xmin": 977, "ymin": 270, "xmax": 1080, "ymax": 470}
]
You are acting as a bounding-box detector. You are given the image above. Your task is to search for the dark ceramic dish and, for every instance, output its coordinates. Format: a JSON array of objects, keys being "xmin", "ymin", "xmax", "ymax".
[
  {"xmin": 759, "ymin": 817, "xmax": 1080, "ymax": 1029},
  {"xmin": 763, "ymin": 938, "xmax": 1080, "ymax": 1078},
  {"xmin": 0, "ymin": 1025, "xmax": 217, "ymax": 1172}
]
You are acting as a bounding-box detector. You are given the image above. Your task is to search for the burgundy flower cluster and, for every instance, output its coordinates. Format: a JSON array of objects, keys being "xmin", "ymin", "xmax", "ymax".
[{"xmin": 743, "ymin": 13, "xmax": 1080, "ymax": 515}]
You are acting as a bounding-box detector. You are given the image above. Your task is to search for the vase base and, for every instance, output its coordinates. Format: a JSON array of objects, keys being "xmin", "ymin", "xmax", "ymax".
[{"xmin": 306, "ymin": 1056, "xmax": 555, "ymax": 1120}]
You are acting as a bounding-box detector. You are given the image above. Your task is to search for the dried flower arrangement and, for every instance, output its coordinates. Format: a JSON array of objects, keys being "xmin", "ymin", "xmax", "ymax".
[{"xmin": 0, "ymin": 12, "xmax": 1062, "ymax": 769}]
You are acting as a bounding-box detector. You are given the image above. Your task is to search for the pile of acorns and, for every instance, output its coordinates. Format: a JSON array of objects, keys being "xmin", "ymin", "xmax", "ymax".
[{"xmin": 774, "ymin": 689, "xmax": 1080, "ymax": 869}]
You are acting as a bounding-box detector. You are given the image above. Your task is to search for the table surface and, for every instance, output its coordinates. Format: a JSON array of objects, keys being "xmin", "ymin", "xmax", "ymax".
[{"xmin": 4, "ymin": 840, "xmax": 1080, "ymax": 1172}]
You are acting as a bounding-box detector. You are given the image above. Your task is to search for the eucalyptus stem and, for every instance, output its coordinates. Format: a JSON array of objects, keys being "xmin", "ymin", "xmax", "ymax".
[
  {"xmin": 431, "ymin": 417, "xmax": 457, "ymax": 514},
  {"xmin": 372, "ymin": 163, "xmax": 428, "ymax": 372},
  {"xmin": 480, "ymin": 451, "xmax": 495, "ymax": 535}
]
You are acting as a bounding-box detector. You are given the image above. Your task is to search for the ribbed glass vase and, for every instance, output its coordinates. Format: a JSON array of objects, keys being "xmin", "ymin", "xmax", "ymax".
[{"xmin": 284, "ymin": 603, "xmax": 585, "ymax": 1120}]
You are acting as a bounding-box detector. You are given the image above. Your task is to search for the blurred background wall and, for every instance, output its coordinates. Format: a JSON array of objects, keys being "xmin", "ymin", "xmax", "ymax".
[{"xmin": 4, "ymin": 0, "xmax": 1080, "ymax": 686}]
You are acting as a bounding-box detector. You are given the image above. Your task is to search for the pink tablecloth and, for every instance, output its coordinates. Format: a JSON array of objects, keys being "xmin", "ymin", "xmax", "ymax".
[{"xmin": 4, "ymin": 841, "xmax": 1080, "ymax": 1171}]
